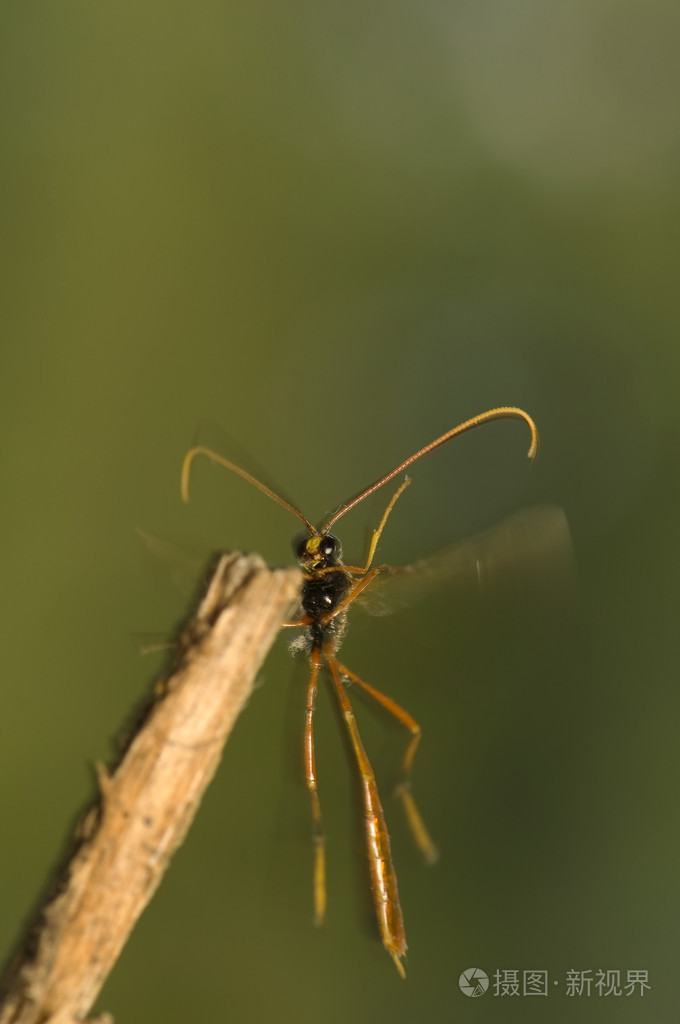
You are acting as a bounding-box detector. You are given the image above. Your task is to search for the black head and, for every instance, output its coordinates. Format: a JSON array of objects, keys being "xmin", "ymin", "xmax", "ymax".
[{"xmin": 293, "ymin": 532, "xmax": 343, "ymax": 569}]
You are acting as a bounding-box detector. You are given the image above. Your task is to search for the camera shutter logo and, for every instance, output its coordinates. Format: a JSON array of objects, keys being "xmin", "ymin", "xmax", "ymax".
[{"xmin": 459, "ymin": 968, "xmax": 489, "ymax": 997}]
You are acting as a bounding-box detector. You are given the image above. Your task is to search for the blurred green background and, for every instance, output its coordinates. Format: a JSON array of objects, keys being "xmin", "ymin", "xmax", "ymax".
[{"xmin": 1, "ymin": 2, "xmax": 678, "ymax": 1021}]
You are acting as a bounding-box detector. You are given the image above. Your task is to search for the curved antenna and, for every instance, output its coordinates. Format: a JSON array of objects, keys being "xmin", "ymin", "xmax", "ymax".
[
  {"xmin": 322, "ymin": 406, "xmax": 539, "ymax": 532},
  {"xmin": 181, "ymin": 445, "xmax": 317, "ymax": 535}
]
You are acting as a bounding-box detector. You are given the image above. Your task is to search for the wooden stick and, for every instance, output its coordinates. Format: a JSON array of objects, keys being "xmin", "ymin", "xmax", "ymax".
[{"xmin": 0, "ymin": 553, "xmax": 301, "ymax": 1024}]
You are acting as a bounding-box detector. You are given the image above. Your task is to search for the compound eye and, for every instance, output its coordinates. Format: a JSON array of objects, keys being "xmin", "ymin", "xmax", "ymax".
[
  {"xmin": 293, "ymin": 534, "xmax": 309, "ymax": 559},
  {"xmin": 320, "ymin": 534, "xmax": 340, "ymax": 558}
]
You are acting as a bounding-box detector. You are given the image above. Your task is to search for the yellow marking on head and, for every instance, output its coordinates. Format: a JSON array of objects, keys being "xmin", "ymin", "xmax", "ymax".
[{"xmin": 305, "ymin": 536, "xmax": 323, "ymax": 556}]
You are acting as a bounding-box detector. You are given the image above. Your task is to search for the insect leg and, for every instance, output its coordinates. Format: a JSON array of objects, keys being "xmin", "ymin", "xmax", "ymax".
[
  {"xmin": 340, "ymin": 476, "xmax": 412, "ymax": 576},
  {"xmin": 321, "ymin": 566, "xmax": 382, "ymax": 623},
  {"xmin": 305, "ymin": 649, "xmax": 326, "ymax": 925},
  {"xmin": 281, "ymin": 615, "xmax": 312, "ymax": 629},
  {"xmin": 361, "ymin": 475, "xmax": 411, "ymax": 572},
  {"xmin": 326, "ymin": 651, "xmax": 407, "ymax": 978},
  {"xmin": 335, "ymin": 660, "xmax": 439, "ymax": 865}
]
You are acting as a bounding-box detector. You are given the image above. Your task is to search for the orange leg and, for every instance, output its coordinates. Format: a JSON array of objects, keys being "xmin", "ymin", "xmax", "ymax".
[
  {"xmin": 334, "ymin": 476, "xmax": 412, "ymax": 576},
  {"xmin": 305, "ymin": 649, "xmax": 326, "ymax": 926},
  {"xmin": 324, "ymin": 566, "xmax": 382, "ymax": 621},
  {"xmin": 281, "ymin": 615, "xmax": 311, "ymax": 629},
  {"xmin": 326, "ymin": 651, "xmax": 407, "ymax": 978},
  {"xmin": 336, "ymin": 660, "xmax": 439, "ymax": 866},
  {"xmin": 360, "ymin": 476, "xmax": 411, "ymax": 573}
]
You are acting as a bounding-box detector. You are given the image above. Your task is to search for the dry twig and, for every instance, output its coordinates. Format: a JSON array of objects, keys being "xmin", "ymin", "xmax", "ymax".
[{"xmin": 0, "ymin": 552, "xmax": 301, "ymax": 1024}]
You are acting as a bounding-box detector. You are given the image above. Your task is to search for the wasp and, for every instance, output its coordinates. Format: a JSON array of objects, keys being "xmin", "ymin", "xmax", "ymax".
[{"xmin": 181, "ymin": 407, "xmax": 540, "ymax": 977}]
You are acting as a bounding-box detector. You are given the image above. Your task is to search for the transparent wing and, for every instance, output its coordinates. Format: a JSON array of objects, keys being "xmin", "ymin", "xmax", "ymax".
[
  {"xmin": 357, "ymin": 505, "xmax": 574, "ymax": 616},
  {"xmin": 135, "ymin": 526, "xmax": 208, "ymax": 596}
]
